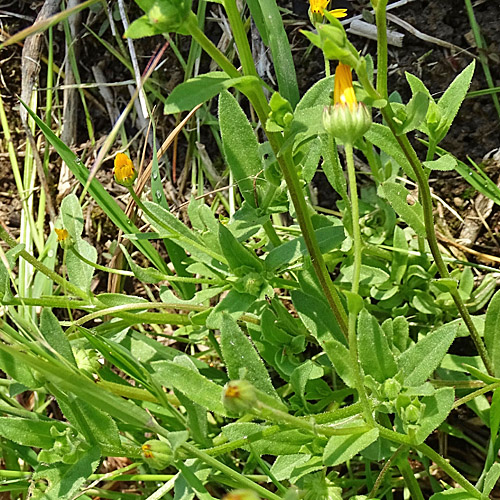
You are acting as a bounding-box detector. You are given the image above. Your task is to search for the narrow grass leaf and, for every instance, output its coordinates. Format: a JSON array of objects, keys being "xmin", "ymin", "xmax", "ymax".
[
  {"xmin": 20, "ymin": 101, "xmax": 169, "ymax": 274},
  {"xmin": 484, "ymin": 290, "xmax": 500, "ymax": 376}
]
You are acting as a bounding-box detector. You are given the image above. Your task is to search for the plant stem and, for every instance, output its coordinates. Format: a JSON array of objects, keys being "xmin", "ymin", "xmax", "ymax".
[
  {"xmin": 181, "ymin": 442, "xmax": 283, "ymax": 500},
  {"xmin": 0, "ymin": 225, "xmax": 90, "ymax": 301},
  {"xmin": 378, "ymin": 427, "xmax": 482, "ymax": 498},
  {"xmin": 397, "ymin": 455, "xmax": 425, "ymax": 500},
  {"xmin": 345, "ymin": 143, "xmax": 375, "ymax": 425},
  {"xmin": 373, "ymin": 0, "xmax": 389, "ymax": 99},
  {"xmin": 186, "ymin": 8, "xmax": 349, "ymax": 337}
]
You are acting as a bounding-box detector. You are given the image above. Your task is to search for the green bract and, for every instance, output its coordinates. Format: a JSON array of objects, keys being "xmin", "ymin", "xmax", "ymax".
[{"xmin": 125, "ymin": 0, "xmax": 193, "ymax": 37}]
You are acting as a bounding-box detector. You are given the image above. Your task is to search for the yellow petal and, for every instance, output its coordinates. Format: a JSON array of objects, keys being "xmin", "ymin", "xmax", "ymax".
[
  {"xmin": 329, "ymin": 8, "xmax": 348, "ymax": 18},
  {"xmin": 334, "ymin": 63, "xmax": 357, "ymax": 111}
]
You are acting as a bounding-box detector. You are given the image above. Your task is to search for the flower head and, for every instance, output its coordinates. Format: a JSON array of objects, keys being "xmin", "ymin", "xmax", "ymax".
[
  {"xmin": 54, "ymin": 227, "xmax": 73, "ymax": 249},
  {"xmin": 323, "ymin": 63, "xmax": 372, "ymax": 143},
  {"xmin": 114, "ymin": 152, "xmax": 137, "ymax": 187},
  {"xmin": 54, "ymin": 228, "xmax": 69, "ymax": 242},
  {"xmin": 334, "ymin": 62, "xmax": 357, "ymax": 111},
  {"xmin": 309, "ymin": 0, "xmax": 347, "ymax": 18}
]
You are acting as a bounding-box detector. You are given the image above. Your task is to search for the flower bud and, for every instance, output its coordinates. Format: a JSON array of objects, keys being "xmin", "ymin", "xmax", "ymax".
[
  {"xmin": 54, "ymin": 228, "xmax": 73, "ymax": 249},
  {"xmin": 323, "ymin": 63, "xmax": 372, "ymax": 143},
  {"xmin": 223, "ymin": 490, "xmax": 260, "ymax": 500},
  {"xmin": 114, "ymin": 153, "xmax": 137, "ymax": 187},
  {"xmin": 222, "ymin": 380, "xmax": 257, "ymax": 415},
  {"xmin": 125, "ymin": 0, "xmax": 193, "ymax": 38},
  {"xmin": 141, "ymin": 439, "xmax": 173, "ymax": 470}
]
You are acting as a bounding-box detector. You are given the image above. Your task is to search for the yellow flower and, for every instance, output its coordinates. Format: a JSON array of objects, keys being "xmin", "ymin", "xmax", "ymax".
[
  {"xmin": 114, "ymin": 152, "xmax": 137, "ymax": 187},
  {"xmin": 54, "ymin": 228, "xmax": 69, "ymax": 242},
  {"xmin": 323, "ymin": 63, "xmax": 372, "ymax": 143},
  {"xmin": 334, "ymin": 62, "xmax": 357, "ymax": 111},
  {"xmin": 309, "ymin": 0, "xmax": 347, "ymax": 17}
]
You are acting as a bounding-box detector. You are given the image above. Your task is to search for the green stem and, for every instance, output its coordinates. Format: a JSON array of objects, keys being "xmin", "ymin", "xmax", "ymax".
[
  {"xmin": 378, "ymin": 427, "xmax": 482, "ymax": 498},
  {"xmin": 186, "ymin": 9, "xmax": 349, "ymax": 337},
  {"xmin": 345, "ymin": 143, "xmax": 374, "ymax": 425},
  {"xmin": 0, "ymin": 225, "xmax": 89, "ymax": 301},
  {"xmin": 374, "ymin": 0, "xmax": 389, "ymax": 99},
  {"xmin": 381, "ymin": 110, "xmax": 493, "ymax": 376},
  {"xmin": 397, "ymin": 455, "xmax": 425, "ymax": 500},
  {"xmin": 181, "ymin": 442, "xmax": 283, "ymax": 500},
  {"xmin": 185, "ymin": 12, "xmax": 240, "ymax": 79},
  {"xmin": 222, "ymin": 0, "xmax": 258, "ymax": 78}
]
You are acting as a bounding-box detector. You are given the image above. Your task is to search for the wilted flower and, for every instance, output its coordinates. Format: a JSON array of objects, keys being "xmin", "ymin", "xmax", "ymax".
[
  {"xmin": 114, "ymin": 152, "xmax": 137, "ymax": 187},
  {"xmin": 222, "ymin": 380, "xmax": 257, "ymax": 415},
  {"xmin": 323, "ymin": 63, "xmax": 372, "ymax": 143}
]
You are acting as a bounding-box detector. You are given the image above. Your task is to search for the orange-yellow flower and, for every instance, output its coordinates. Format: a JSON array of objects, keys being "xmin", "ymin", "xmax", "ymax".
[
  {"xmin": 323, "ymin": 63, "xmax": 372, "ymax": 143},
  {"xmin": 309, "ymin": 0, "xmax": 347, "ymax": 17},
  {"xmin": 54, "ymin": 228, "xmax": 69, "ymax": 242},
  {"xmin": 334, "ymin": 62, "xmax": 357, "ymax": 111},
  {"xmin": 114, "ymin": 152, "xmax": 137, "ymax": 187}
]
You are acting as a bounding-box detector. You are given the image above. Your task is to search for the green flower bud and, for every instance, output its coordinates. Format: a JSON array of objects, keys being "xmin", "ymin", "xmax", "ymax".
[
  {"xmin": 222, "ymin": 380, "xmax": 257, "ymax": 415},
  {"xmin": 125, "ymin": 0, "xmax": 193, "ymax": 38},
  {"xmin": 382, "ymin": 378, "xmax": 402, "ymax": 400},
  {"xmin": 141, "ymin": 439, "xmax": 173, "ymax": 470},
  {"xmin": 323, "ymin": 102, "xmax": 372, "ymax": 144},
  {"xmin": 73, "ymin": 348, "xmax": 101, "ymax": 376},
  {"xmin": 405, "ymin": 403, "xmax": 421, "ymax": 423},
  {"xmin": 266, "ymin": 92, "xmax": 294, "ymax": 132}
]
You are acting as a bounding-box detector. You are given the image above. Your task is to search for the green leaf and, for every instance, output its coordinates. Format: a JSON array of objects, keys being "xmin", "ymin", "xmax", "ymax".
[
  {"xmin": 219, "ymin": 90, "xmax": 263, "ymax": 208},
  {"xmin": 364, "ymin": 123, "xmax": 415, "ymax": 180},
  {"xmin": 423, "ymin": 154, "xmax": 457, "ymax": 171},
  {"xmin": 40, "ymin": 309, "xmax": 76, "ymax": 366},
  {"xmin": 484, "ymin": 290, "xmax": 500, "ymax": 377},
  {"xmin": 220, "ymin": 314, "xmax": 279, "ymax": 399},
  {"xmin": 414, "ymin": 387, "xmax": 454, "ymax": 444},
  {"xmin": 323, "ymin": 427, "xmax": 379, "ymax": 466},
  {"xmin": 358, "ymin": 309, "xmax": 397, "ymax": 383},
  {"xmin": 66, "ymin": 239, "xmax": 97, "ymax": 292},
  {"xmin": 121, "ymin": 244, "xmax": 166, "ymax": 284},
  {"xmin": 218, "ymin": 223, "xmax": 264, "ymax": 273},
  {"xmin": 281, "ymin": 76, "xmax": 334, "ymax": 152},
  {"xmin": 436, "ymin": 61, "xmax": 475, "ymax": 142},
  {"xmin": 391, "ymin": 226, "xmax": 408, "ymax": 284},
  {"xmin": 399, "ymin": 91, "xmax": 429, "ymax": 134},
  {"xmin": 0, "ymin": 417, "xmax": 67, "ymax": 448},
  {"xmin": 380, "ymin": 182, "xmax": 426, "ymax": 237},
  {"xmin": 124, "ymin": 15, "xmax": 158, "ymax": 38},
  {"xmin": 54, "ymin": 390, "xmax": 121, "ymax": 450},
  {"xmin": 291, "ymin": 290, "xmax": 346, "ymax": 346},
  {"xmin": 206, "ymin": 289, "xmax": 256, "ymax": 329},
  {"xmin": 429, "ymin": 488, "xmax": 476, "ymax": 499},
  {"xmin": 164, "ymin": 72, "xmax": 257, "ymax": 114},
  {"xmin": 398, "ymin": 322, "xmax": 458, "ymax": 386},
  {"xmin": 266, "ymin": 225, "xmax": 345, "ymax": 271},
  {"xmin": 171, "ymin": 357, "xmax": 209, "ymax": 446},
  {"xmin": 61, "ymin": 193, "xmax": 84, "ymax": 239},
  {"xmin": 483, "ymin": 463, "xmax": 500, "ymax": 497},
  {"xmin": 246, "ymin": 0, "xmax": 299, "ymax": 107},
  {"xmin": 151, "ymin": 359, "xmax": 228, "ymax": 415},
  {"xmin": 321, "ymin": 339, "xmax": 354, "ymax": 387},
  {"xmin": 31, "ymin": 446, "xmax": 100, "ymax": 500}
]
